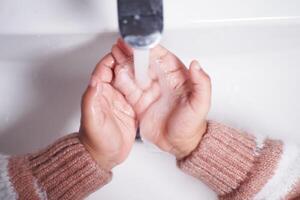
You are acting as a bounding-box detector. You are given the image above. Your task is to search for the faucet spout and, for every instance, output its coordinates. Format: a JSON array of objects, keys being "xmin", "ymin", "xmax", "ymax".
[{"xmin": 117, "ymin": 0, "xmax": 164, "ymax": 49}]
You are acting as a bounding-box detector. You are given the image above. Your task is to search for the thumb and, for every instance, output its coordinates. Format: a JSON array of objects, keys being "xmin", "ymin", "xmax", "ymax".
[
  {"xmin": 188, "ymin": 60, "xmax": 212, "ymax": 114},
  {"xmin": 81, "ymin": 76, "xmax": 103, "ymax": 128}
]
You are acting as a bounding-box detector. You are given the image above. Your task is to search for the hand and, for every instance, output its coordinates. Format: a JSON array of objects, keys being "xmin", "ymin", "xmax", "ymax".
[
  {"xmin": 79, "ymin": 53, "xmax": 137, "ymax": 171},
  {"xmin": 112, "ymin": 39, "xmax": 211, "ymax": 159}
]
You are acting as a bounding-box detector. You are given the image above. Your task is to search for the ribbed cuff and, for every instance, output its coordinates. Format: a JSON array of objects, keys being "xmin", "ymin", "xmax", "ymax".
[
  {"xmin": 178, "ymin": 121, "xmax": 257, "ymax": 195},
  {"xmin": 9, "ymin": 133, "xmax": 112, "ymax": 200}
]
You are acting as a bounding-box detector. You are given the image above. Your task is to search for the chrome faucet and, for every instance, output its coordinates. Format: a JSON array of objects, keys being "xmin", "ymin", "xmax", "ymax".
[{"xmin": 117, "ymin": 0, "xmax": 164, "ymax": 49}]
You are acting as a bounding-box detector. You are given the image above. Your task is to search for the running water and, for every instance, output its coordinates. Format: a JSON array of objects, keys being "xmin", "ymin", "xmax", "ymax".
[{"xmin": 133, "ymin": 49, "xmax": 151, "ymax": 89}]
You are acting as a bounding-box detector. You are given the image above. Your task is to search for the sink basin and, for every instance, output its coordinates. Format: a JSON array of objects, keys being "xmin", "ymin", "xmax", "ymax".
[{"xmin": 1, "ymin": 1, "xmax": 300, "ymax": 199}]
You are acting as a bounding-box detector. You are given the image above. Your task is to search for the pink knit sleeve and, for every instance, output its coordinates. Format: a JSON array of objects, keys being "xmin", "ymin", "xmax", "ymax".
[
  {"xmin": 178, "ymin": 121, "xmax": 300, "ymax": 200},
  {"xmin": 0, "ymin": 133, "xmax": 112, "ymax": 200}
]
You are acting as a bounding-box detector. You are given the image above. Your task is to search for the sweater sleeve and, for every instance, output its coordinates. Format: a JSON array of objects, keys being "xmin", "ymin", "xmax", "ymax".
[
  {"xmin": 178, "ymin": 121, "xmax": 300, "ymax": 200},
  {"xmin": 0, "ymin": 133, "xmax": 112, "ymax": 200}
]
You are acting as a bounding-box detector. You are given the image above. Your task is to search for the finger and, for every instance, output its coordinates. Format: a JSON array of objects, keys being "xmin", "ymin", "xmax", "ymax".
[
  {"xmin": 99, "ymin": 82, "xmax": 136, "ymax": 119},
  {"xmin": 150, "ymin": 45, "xmax": 187, "ymax": 77},
  {"xmin": 134, "ymin": 82, "xmax": 160, "ymax": 116},
  {"xmin": 117, "ymin": 38, "xmax": 133, "ymax": 57},
  {"xmin": 102, "ymin": 83, "xmax": 137, "ymax": 140},
  {"xmin": 114, "ymin": 63, "xmax": 134, "ymax": 78},
  {"xmin": 113, "ymin": 66, "xmax": 143, "ymax": 106},
  {"xmin": 92, "ymin": 53, "xmax": 115, "ymax": 83},
  {"xmin": 149, "ymin": 64, "xmax": 159, "ymax": 81},
  {"xmin": 110, "ymin": 87, "xmax": 136, "ymax": 119},
  {"xmin": 150, "ymin": 45, "xmax": 169, "ymax": 60},
  {"xmin": 188, "ymin": 60, "xmax": 212, "ymax": 114},
  {"xmin": 112, "ymin": 44, "xmax": 131, "ymax": 64}
]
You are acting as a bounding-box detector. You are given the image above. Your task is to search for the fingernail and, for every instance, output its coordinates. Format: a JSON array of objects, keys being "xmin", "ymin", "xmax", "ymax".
[
  {"xmin": 108, "ymin": 56, "xmax": 115, "ymax": 66},
  {"xmin": 89, "ymin": 76, "xmax": 98, "ymax": 87},
  {"xmin": 193, "ymin": 60, "xmax": 202, "ymax": 70}
]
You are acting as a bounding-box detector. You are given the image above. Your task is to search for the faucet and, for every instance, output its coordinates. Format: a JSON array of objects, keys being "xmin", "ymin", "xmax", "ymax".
[{"xmin": 117, "ymin": 0, "xmax": 164, "ymax": 49}]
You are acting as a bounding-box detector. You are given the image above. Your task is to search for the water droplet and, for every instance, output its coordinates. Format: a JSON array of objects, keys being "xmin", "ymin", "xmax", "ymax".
[{"xmin": 134, "ymin": 15, "xmax": 140, "ymax": 20}]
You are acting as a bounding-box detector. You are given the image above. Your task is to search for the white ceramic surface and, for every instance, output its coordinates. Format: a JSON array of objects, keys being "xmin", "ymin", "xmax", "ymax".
[{"xmin": 1, "ymin": 1, "xmax": 300, "ymax": 200}]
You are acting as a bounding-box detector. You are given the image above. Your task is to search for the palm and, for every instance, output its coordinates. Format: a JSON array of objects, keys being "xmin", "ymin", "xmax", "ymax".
[
  {"xmin": 90, "ymin": 83, "xmax": 136, "ymax": 162},
  {"xmin": 80, "ymin": 53, "xmax": 137, "ymax": 170},
  {"xmin": 139, "ymin": 53, "xmax": 206, "ymax": 157},
  {"xmin": 112, "ymin": 40, "xmax": 211, "ymax": 158}
]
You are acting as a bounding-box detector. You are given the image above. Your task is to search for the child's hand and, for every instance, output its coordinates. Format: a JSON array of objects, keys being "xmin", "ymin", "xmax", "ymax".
[
  {"xmin": 79, "ymin": 53, "xmax": 137, "ymax": 171},
  {"xmin": 113, "ymin": 40, "xmax": 211, "ymax": 159}
]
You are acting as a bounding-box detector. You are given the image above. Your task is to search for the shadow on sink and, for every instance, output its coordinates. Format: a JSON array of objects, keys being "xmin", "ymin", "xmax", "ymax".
[{"xmin": 0, "ymin": 33, "xmax": 118, "ymax": 154}]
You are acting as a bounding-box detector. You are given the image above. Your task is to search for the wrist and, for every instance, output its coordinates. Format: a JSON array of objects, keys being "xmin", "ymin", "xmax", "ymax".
[
  {"xmin": 175, "ymin": 120, "xmax": 208, "ymax": 159},
  {"xmin": 79, "ymin": 133, "xmax": 114, "ymax": 172}
]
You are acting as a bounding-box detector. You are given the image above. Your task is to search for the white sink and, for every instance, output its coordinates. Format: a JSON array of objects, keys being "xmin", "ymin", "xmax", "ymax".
[{"xmin": 1, "ymin": 1, "xmax": 300, "ymax": 200}]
